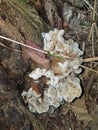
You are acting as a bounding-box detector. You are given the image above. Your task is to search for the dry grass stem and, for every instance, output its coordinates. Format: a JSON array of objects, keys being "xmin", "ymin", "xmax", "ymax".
[
  {"xmin": 88, "ymin": 0, "xmax": 98, "ymax": 56},
  {"xmin": 92, "ymin": 0, "xmax": 97, "ymax": 21},
  {"xmin": 83, "ymin": 0, "xmax": 93, "ymax": 10},
  {"xmin": 88, "ymin": 23, "xmax": 94, "ymax": 41},
  {"xmin": 82, "ymin": 42, "xmax": 85, "ymax": 52},
  {"xmin": 83, "ymin": 0, "xmax": 98, "ymax": 16},
  {"xmin": 94, "ymin": 23, "xmax": 98, "ymax": 37},
  {"xmin": 0, "ymin": 35, "xmax": 75, "ymax": 60},
  {"xmin": 91, "ymin": 23, "xmax": 95, "ymax": 56},
  {"xmin": 80, "ymin": 64, "xmax": 98, "ymax": 74},
  {"xmin": 83, "ymin": 57, "xmax": 98, "ymax": 62},
  {"xmin": 0, "ymin": 35, "xmax": 47, "ymax": 54},
  {"xmin": 0, "ymin": 42, "xmax": 21, "ymax": 52},
  {"xmin": 0, "ymin": 35, "xmax": 98, "ymax": 74},
  {"xmin": 88, "ymin": 23, "xmax": 98, "ymax": 41}
]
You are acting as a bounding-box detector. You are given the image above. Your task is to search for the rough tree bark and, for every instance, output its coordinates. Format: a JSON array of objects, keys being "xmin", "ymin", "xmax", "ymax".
[{"xmin": 0, "ymin": 0, "xmax": 50, "ymax": 129}]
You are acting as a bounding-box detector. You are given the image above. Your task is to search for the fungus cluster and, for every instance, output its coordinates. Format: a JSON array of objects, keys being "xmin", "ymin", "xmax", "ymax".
[{"xmin": 22, "ymin": 29, "xmax": 83, "ymax": 113}]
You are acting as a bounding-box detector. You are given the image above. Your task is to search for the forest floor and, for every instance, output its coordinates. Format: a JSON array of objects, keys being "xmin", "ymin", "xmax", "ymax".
[{"xmin": 0, "ymin": 0, "xmax": 98, "ymax": 130}]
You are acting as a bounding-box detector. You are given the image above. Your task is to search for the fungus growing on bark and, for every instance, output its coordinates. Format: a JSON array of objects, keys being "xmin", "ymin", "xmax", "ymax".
[{"xmin": 22, "ymin": 28, "xmax": 83, "ymax": 113}]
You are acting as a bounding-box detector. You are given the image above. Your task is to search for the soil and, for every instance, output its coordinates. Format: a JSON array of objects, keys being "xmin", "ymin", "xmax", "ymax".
[{"xmin": 0, "ymin": 0, "xmax": 98, "ymax": 130}]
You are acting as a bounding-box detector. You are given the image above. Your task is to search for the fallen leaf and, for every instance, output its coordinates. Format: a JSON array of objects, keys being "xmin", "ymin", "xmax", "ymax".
[
  {"xmin": 24, "ymin": 40, "xmax": 50, "ymax": 69},
  {"xmin": 71, "ymin": 96, "xmax": 92, "ymax": 121}
]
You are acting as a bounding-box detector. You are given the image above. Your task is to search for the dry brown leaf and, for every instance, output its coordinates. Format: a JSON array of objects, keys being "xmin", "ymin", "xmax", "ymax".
[
  {"xmin": 24, "ymin": 40, "xmax": 50, "ymax": 69},
  {"xmin": 71, "ymin": 96, "xmax": 92, "ymax": 121}
]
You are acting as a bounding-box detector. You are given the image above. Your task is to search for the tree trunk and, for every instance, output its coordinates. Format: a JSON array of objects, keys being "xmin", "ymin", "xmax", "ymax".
[{"xmin": 0, "ymin": 0, "xmax": 50, "ymax": 130}]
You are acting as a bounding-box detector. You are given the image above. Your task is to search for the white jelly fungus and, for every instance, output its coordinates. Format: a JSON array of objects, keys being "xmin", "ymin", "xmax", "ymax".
[{"xmin": 22, "ymin": 28, "xmax": 83, "ymax": 113}]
